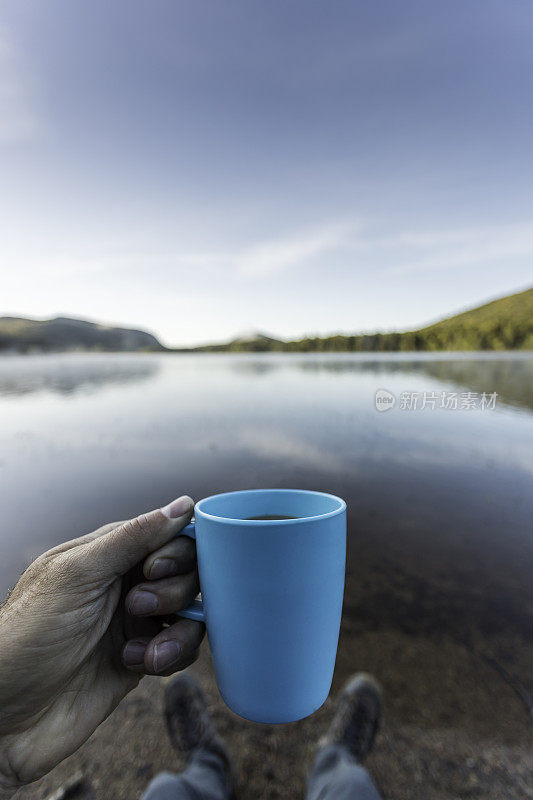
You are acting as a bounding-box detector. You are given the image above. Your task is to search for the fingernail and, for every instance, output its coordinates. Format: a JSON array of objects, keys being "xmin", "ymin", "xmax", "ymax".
[
  {"xmin": 149, "ymin": 557, "xmax": 178, "ymax": 579},
  {"xmin": 123, "ymin": 640, "xmax": 147, "ymax": 666},
  {"xmin": 128, "ymin": 589, "xmax": 158, "ymax": 615},
  {"xmin": 161, "ymin": 495, "xmax": 194, "ymax": 519},
  {"xmin": 153, "ymin": 640, "xmax": 181, "ymax": 672}
]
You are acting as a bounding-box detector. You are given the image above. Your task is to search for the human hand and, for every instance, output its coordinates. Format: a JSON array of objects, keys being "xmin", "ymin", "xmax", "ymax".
[{"xmin": 0, "ymin": 496, "xmax": 204, "ymax": 795}]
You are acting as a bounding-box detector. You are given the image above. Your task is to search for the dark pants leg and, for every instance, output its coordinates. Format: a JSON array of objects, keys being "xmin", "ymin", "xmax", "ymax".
[
  {"xmin": 141, "ymin": 749, "xmax": 230, "ymax": 800},
  {"xmin": 306, "ymin": 744, "xmax": 383, "ymax": 800}
]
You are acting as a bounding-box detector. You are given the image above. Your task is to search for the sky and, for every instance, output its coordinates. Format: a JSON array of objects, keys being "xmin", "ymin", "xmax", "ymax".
[{"xmin": 1, "ymin": 1, "xmax": 532, "ymax": 346}]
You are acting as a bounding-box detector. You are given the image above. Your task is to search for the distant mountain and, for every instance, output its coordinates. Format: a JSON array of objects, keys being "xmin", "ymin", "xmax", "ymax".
[
  {"xmin": 0, "ymin": 316, "xmax": 163, "ymax": 353},
  {"xmin": 192, "ymin": 287, "xmax": 533, "ymax": 352},
  {"xmin": 231, "ymin": 329, "xmax": 278, "ymax": 344},
  {"xmin": 196, "ymin": 331, "xmax": 282, "ymax": 352},
  {"xmin": 2, "ymin": 287, "xmax": 531, "ymax": 354}
]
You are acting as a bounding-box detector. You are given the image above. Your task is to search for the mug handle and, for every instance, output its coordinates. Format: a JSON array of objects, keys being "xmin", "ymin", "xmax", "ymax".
[{"xmin": 175, "ymin": 521, "xmax": 206, "ymax": 622}]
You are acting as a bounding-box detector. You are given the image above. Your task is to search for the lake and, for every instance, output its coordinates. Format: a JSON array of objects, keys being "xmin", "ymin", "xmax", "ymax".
[{"xmin": 1, "ymin": 352, "xmax": 532, "ymax": 775}]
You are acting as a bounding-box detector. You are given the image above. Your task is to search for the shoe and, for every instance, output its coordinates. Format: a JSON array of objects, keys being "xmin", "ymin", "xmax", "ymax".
[
  {"xmin": 164, "ymin": 673, "xmax": 236, "ymax": 795},
  {"xmin": 319, "ymin": 673, "xmax": 383, "ymax": 761}
]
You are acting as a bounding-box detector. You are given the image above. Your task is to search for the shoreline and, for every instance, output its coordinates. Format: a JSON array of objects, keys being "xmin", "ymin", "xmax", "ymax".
[
  {"xmin": 14, "ymin": 627, "xmax": 532, "ymax": 800},
  {"xmin": 13, "ymin": 542, "xmax": 533, "ymax": 799}
]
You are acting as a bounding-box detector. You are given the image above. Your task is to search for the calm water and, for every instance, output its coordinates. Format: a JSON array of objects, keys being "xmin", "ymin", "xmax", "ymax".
[{"xmin": 0, "ymin": 352, "xmax": 532, "ymax": 665}]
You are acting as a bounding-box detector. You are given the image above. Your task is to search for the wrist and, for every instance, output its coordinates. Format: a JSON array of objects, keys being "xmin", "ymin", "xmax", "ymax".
[
  {"xmin": 0, "ymin": 777, "xmax": 17, "ymax": 797},
  {"xmin": 0, "ymin": 747, "xmax": 18, "ymax": 798},
  {"xmin": 0, "ymin": 780, "xmax": 16, "ymax": 799}
]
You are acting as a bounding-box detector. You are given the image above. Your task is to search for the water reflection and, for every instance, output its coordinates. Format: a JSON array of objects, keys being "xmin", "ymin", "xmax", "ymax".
[
  {"xmin": 412, "ymin": 356, "xmax": 533, "ymax": 411},
  {"xmin": 0, "ymin": 352, "xmax": 531, "ymax": 706},
  {"xmin": 0, "ymin": 354, "xmax": 159, "ymax": 397},
  {"xmin": 229, "ymin": 353, "xmax": 533, "ymax": 411},
  {"xmin": 1, "ymin": 352, "xmax": 530, "ymax": 411}
]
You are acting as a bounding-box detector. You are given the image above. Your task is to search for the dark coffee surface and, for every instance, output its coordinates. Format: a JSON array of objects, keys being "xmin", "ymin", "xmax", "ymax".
[{"xmin": 245, "ymin": 514, "xmax": 299, "ymax": 520}]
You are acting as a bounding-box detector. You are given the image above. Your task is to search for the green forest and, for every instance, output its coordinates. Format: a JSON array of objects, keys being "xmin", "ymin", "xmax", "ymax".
[
  {"xmin": 1, "ymin": 287, "xmax": 531, "ymax": 353},
  {"xmin": 198, "ymin": 287, "xmax": 533, "ymax": 353}
]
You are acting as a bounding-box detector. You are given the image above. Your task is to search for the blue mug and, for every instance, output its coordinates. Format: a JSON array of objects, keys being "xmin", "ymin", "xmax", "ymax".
[{"xmin": 177, "ymin": 488, "xmax": 346, "ymax": 724}]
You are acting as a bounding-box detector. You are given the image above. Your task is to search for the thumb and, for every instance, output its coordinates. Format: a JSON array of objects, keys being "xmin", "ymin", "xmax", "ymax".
[{"xmin": 82, "ymin": 495, "xmax": 194, "ymax": 578}]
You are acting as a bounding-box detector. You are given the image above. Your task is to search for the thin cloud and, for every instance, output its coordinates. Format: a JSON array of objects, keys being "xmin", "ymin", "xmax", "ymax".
[
  {"xmin": 238, "ymin": 426, "xmax": 342, "ymax": 472},
  {"xmin": 12, "ymin": 220, "xmax": 530, "ymax": 294},
  {"xmin": 234, "ymin": 221, "xmax": 357, "ymax": 277},
  {"xmin": 385, "ymin": 223, "xmax": 533, "ymax": 275},
  {"xmin": 72, "ymin": 221, "xmax": 359, "ymax": 280}
]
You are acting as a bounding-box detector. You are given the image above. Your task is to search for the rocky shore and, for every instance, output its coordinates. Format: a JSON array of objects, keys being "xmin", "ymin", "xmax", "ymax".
[{"xmin": 15, "ymin": 548, "xmax": 533, "ymax": 800}]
